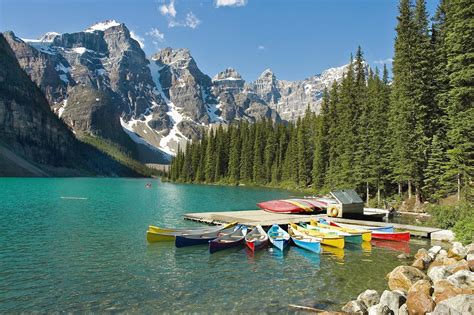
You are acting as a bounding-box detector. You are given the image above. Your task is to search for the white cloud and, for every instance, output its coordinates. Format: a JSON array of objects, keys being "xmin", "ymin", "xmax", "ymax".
[
  {"xmin": 159, "ymin": 0, "xmax": 177, "ymax": 17},
  {"xmin": 215, "ymin": 0, "xmax": 247, "ymax": 7},
  {"xmin": 374, "ymin": 58, "xmax": 393, "ymax": 65},
  {"xmin": 146, "ymin": 28, "xmax": 165, "ymax": 42},
  {"xmin": 130, "ymin": 31, "xmax": 145, "ymax": 49},
  {"xmin": 258, "ymin": 45, "xmax": 265, "ymax": 50},
  {"xmin": 169, "ymin": 12, "xmax": 201, "ymax": 29}
]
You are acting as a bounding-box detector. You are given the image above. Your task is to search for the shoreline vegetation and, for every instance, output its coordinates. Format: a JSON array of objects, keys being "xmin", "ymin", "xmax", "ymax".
[
  {"xmin": 338, "ymin": 242, "xmax": 474, "ymax": 314},
  {"xmin": 166, "ymin": 0, "xmax": 472, "ymax": 243}
]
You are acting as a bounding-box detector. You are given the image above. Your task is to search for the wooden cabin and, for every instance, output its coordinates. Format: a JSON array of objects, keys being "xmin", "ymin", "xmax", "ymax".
[{"xmin": 326, "ymin": 189, "xmax": 364, "ymax": 217}]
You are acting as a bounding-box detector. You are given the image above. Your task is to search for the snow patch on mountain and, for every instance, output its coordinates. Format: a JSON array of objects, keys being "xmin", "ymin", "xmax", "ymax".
[{"xmin": 85, "ymin": 20, "xmax": 121, "ymax": 33}]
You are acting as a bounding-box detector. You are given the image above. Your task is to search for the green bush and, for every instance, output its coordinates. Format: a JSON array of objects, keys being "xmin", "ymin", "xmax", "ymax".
[{"xmin": 428, "ymin": 203, "xmax": 474, "ymax": 244}]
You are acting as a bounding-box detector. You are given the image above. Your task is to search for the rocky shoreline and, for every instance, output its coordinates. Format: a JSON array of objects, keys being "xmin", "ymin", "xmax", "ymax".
[{"xmin": 340, "ymin": 242, "xmax": 474, "ymax": 314}]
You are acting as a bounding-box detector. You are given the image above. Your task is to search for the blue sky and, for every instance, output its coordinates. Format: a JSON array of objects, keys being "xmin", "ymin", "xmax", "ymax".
[{"xmin": 1, "ymin": 0, "xmax": 438, "ymax": 81}]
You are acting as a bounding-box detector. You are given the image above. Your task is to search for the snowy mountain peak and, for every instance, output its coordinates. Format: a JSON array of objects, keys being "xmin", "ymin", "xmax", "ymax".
[
  {"xmin": 213, "ymin": 68, "xmax": 243, "ymax": 81},
  {"xmin": 259, "ymin": 68, "xmax": 275, "ymax": 78},
  {"xmin": 85, "ymin": 20, "xmax": 121, "ymax": 33},
  {"xmin": 38, "ymin": 32, "xmax": 60, "ymax": 42}
]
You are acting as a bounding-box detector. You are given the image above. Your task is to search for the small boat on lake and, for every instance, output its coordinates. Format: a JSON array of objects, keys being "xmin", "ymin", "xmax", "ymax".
[
  {"xmin": 267, "ymin": 224, "xmax": 290, "ymax": 251},
  {"xmin": 292, "ymin": 223, "xmax": 345, "ymax": 249},
  {"xmin": 257, "ymin": 199, "xmax": 326, "ymax": 214},
  {"xmin": 288, "ymin": 224, "xmax": 321, "ymax": 254},
  {"xmin": 175, "ymin": 225, "xmax": 238, "ymax": 247},
  {"xmin": 329, "ymin": 221, "xmax": 394, "ymax": 233},
  {"xmin": 210, "ymin": 226, "xmax": 247, "ymax": 253},
  {"xmin": 245, "ymin": 225, "xmax": 269, "ymax": 252},
  {"xmin": 311, "ymin": 219, "xmax": 370, "ymax": 242},
  {"xmin": 147, "ymin": 222, "xmax": 237, "ymax": 242},
  {"xmin": 329, "ymin": 221, "xmax": 410, "ymax": 242}
]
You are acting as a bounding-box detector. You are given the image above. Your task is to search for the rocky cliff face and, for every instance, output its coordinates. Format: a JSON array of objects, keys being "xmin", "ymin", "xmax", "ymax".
[
  {"xmin": 0, "ymin": 33, "xmax": 138, "ymax": 176},
  {"xmin": 4, "ymin": 20, "xmax": 349, "ymax": 157}
]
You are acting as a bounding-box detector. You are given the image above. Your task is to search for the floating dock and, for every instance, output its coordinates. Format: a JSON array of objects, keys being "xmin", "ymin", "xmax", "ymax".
[{"xmin": 183, "ymin": 210, "xmax": 441, "ymax": 238}]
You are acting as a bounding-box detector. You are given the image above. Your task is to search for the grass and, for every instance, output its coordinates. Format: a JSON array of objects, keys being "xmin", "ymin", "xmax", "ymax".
[{"xmin": 427, "ymin": 202, "xmax": 474, "ymax": 244}]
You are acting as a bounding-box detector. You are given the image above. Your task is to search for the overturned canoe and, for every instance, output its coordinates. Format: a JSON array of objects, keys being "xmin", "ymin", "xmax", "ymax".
[
  {"xmin": 267, "ymin": 224, "xmax": 290, "ymax": 251},
  {"xmin": 245, "ymin": 225, "xmax": 269, "ymax": 252},
  {"xmin": 257, "ymin": 199, "xmax": 326, "ymax": 214},
  {"xmin": 210, "ymin": 226, "xmax": 247, "ymax": 253},
  {"xmin": 288, "ymin": 225, "xmax": 321, "ymax": 254},
  {"xmin": 291, "ymin": 223, "xmax": 345, "ymax": 249},
  {"xmin": 147, "ymin": 222, "xmax": 237, "ymax": 242}
]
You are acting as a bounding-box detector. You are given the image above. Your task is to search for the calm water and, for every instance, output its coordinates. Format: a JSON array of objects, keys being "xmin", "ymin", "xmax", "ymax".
[{"xmin": 0, "ymin": 178, "xmax": 430, "ymax": 313}]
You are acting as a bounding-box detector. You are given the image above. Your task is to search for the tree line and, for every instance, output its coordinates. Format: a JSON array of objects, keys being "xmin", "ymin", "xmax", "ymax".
[{"xmin": 169, "ymin": 0, "xmax": 472, "ymax": 207}]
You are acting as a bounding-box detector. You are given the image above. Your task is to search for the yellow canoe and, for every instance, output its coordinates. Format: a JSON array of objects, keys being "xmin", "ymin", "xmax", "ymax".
[
  {"xmin": 309, "ymin": 219, "xmax": 372, "ymax": 242},
  {"xmin": 290, "ymin": 223, "xmax": 345, "ymax": 249},
  {"xmin": 147, "ymin": 222, "xmax": 237, "ymax": 243}
]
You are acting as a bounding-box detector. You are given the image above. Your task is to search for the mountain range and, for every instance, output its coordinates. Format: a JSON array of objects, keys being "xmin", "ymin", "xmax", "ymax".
[{"xmin": 2, "ymin": 20, "xmax": 349, "ymax": 165}]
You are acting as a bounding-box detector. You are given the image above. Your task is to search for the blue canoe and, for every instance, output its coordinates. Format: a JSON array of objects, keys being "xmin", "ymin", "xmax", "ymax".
[
  {"xmin": 288, "ymin": 225, "xmax": 321, "ymax": 254},
  {"xmin": 267, "ymin": 224, "xmax": 290, "ymax": 251},
  {"xmin": 175, "ymin": 226, "xmax": 237, "ymax": 248}
]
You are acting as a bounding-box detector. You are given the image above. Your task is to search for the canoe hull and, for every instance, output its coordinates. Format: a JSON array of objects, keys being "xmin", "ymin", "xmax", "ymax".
[
  {"xmin": 372, "ymin": 231, "xmax": 410, "ymax": 242},
  {"xmin": 344, "ymin": 234, "xmax": 363, "ymax": 244},
  {"xmin": 267, "ymin": 224, "xmax": 290, "ymax": 251},
  {"xmin": 175, "ymin": 236, "xmax": 213, "ymax": 248},
  {"xmin": 146, "ymin": 232, "xmax": 175, "ymax": 242},
  {"xmin": 257, "ymin": 199, "xmax": 325, "ymax": 214},
  {"xmin": 270, "ymin": 239, "xmax": 289, "ymax": 251},
  {"xmin": 313, "ymin": 219, "xmax": 371, "ymax": 242},
  {"xmin": 292, "ymin": 237, "xmax": 321, "ymax": 254},
  {"xmin": 210, "ymin": 239, "xmax": 244, "ymax": 253}
]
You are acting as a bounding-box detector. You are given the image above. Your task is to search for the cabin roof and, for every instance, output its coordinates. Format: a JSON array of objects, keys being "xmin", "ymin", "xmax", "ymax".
[{"xmin": 330, "ymin": 189, "xmax": 363, "ymax": 205}]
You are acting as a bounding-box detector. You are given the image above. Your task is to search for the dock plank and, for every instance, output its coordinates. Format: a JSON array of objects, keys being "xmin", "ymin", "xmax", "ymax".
[{"xmin": 183, "ymin": 209, "xmax": 440, "ymax": 238}]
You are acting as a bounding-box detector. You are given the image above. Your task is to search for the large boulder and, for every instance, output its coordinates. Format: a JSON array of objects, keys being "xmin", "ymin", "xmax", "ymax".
[
  {"xmin": 387, "ymin": 266, "xmax": 429, "ymax": 293},
  {"xmin": 448, "ymin": 242, "xmax": 467, "ymax": 260},
  {"xmin": 357, "ymin": 290, "xmax": 380, "ymax": 309},
  {"xmin": 430, "ymin": 230, "xmax": 455, "ymax": 242},
  {"xmin": 431, "ymin": 294, "xmax": 474, "ymax": 314},
  {"xmin": 342, "ymin": 300, "xmax": 367, "ymax": 314},
  {"xmin": 446, "ymin": 269, "xmax": 474, "ymax": 289},
  {"xmin": 406, "ymin": 280, "xmax": 435, "ymax": 315},
  {"xmin": 367, "ymin": 303, "xmax": 393, "ymax": 315},
  {"xmin": 428, "ymin": 266, "xmax": 452, "ymax": 283},
  {"xmin": 412, "ymin": 257, "xmax": 431, "ymax": 271},
  {"xmin": 379, "ymin": 290, "xmax": 406, "ymax": 315},
  {"xmin": 428, "ymin": 245, "xmax": 442, "ymax": 256},
  {"xmin": 433, "ymin": 279, "xmax": 474, "ymax": 303}
]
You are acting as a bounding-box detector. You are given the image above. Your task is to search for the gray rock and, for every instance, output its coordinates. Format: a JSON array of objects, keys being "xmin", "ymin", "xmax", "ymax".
[
  {"xmin": 368, "ymin": 303, "xmax": 393, "ymax": 315},
  {"xmin": 398, "ymin": 304, "xmax": 408, "ymax": 315},
  {"xmin": 397, "ymin": 253, "xmax": 410, "ymax": 259},
  {"xmin": 431, "ymin": 230, "xmax": 455, "ymax": 242},
  {"xmin": 342, "ymin": 300, "xmax": 367, "ymax": 314},
  {"xmin": 428, "ymin": 266, "xmax": 452, "ymax": 283},
  {"xmin": 429, "ymin": 245, "xmax": 442, "ymax": 255},
  {"xmin": 466, "ymin": 243, "xmax": 474, "ymax": 255},
  {"xmin": 357, "ymin": 289, "xmax": 381, "ymax": 308},
  {"xmin": 448, "ymin": 242, "xmax": 467, "ymax": 260},
  {"xmin": 379, "ymin": 290, "xmax": 406, "ymax": 315},
  {"xmin": 436, "ymin": 249, "xmax": 448, "ymax": 261},
  {"xmin": 431, "ymin": 294, "xmax": 474, "ymax": 314},
  {"xmin": 446, "ymin": 270, "xmax": 474, "ymax": 289},
  {"xmin": 467, "ymin": 253, "xmax": 474, "ymax": 261}
]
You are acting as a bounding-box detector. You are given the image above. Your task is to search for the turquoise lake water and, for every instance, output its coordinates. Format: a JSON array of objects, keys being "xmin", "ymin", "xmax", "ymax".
[{"xmin": 0, "ymin": 178, "xmax": 431, "ymax": 313}]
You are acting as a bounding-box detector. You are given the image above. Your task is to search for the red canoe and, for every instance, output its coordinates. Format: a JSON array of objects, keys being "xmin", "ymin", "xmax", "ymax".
[
  {"xmin": 257, "ymin": 199, "xmax": 327, "ymax": 214},
  {"xmin": 372, "ymin": 231, "xmax": 411, "ymax": 242}
]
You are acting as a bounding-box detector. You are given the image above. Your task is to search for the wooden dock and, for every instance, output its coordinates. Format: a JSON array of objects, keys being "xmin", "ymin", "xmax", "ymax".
[{"xmin": 183, "ymin": 209, "xmax": 441, "ymax": 238}]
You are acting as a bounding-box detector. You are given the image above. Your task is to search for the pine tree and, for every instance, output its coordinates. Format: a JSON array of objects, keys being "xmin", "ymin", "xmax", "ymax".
[
  {"xmin": 444, "ymin": 0, "xmax": 474, "ymax": 202},
  {"xmin": 204, "ymin": 129, "xmax": 216, "ymax": 182},
  {"xmin": 228, "ymin": 124, "xmax": 241, "ymax": 183},
  {"xmin": 312, "ymin": 88, "xmax": 329, "ymax": 189}
]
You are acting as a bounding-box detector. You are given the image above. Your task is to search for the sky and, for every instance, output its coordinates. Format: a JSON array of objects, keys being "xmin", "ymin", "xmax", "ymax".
[{"xmin": 0, "ymin": 0, "xmax": 439, "ymax": 81}]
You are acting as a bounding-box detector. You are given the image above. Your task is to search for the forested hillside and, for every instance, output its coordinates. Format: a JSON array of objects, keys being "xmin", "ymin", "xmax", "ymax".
[{"xmin": 169, "ymin": 0, "xmax": 472, "ymax": 209}]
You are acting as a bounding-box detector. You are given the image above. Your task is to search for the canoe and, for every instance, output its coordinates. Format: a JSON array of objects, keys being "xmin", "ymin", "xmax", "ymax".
[
  {"xmin": 245, "ymin": 225, "xmax": 269, "ymax": 252},
  {"xmin": 257, "ymin": 199, "xmax": 326, "ymax": 214},
  {"xmin": 372, "ymin": 231, "xmax": 410, "ymax": 242},
  {"xmin": 303, "ymin": 223, "xmax": 362, "ymax": 245},
  {"xmin": 147, "ymin": 222, "xmax": 237, "ymax": 242},
  {"xmin": 175, "ymin": 225, "xmax": 238, "ymax": 248},
  {"xmin": 291, "ymin": 223, "xmax": 344, "ymax": 249},
  {"xmin": 209, "ymin": 226, "xmax": 247, "ymax": 253},
  {"xmin": 288, "ymin": 225, "xmax": 321, "ymax": 254},
  {"xmin": 329, "ymin": 221, "xmax": 394, "ymax": 233},
  {"xmin": 310, "ymin": 219, "xmax": 370, "ymax": 242},
  {"xmin": 267, "ymin": 224, "xmax": 290, "ymax": 251},
  {"xmin": 329, "ymin": 221, "xmax": 410, "ymax": 242}
]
